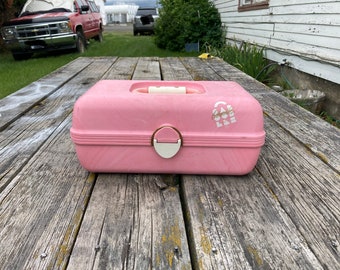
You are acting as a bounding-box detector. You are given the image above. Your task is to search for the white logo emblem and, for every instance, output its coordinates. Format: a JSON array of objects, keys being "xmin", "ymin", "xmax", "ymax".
[{"xmin": 212, "ymin": 101, "xmax": 237, "ymax": 128}]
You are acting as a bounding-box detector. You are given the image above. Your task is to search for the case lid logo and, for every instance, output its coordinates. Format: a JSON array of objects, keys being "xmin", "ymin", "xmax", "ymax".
[{"xmin": 212, "ymin": 101, "xmax": 237, "ymax": 128}]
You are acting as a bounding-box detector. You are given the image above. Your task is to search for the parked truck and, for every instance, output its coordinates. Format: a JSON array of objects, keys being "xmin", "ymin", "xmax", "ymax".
[{"xmin": 1, "ymin": 0, "xmax": 103, "ymax": 60}]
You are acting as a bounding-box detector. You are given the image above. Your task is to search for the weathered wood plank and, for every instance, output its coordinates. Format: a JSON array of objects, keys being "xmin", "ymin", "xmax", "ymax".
[
  {"xmin": 181, "ymin": 172, "xmax": 324, "ymax": 269},
  {"xmin": 180, "ymin": 57, "xmax": 224, "ymax": 81},
  {"xmin": 102, "ymin": 57, "xmax": 138, "ymax": 80},
  {"xmin": 0, "ymin": 58, "xmax": 115, "ymax": 194},
  {"xmin": 255, "ymin": 92, "xmax": 340, "ymax": 172},
  {"xmin": 256, "ymin": 116, "xmax": 340, "ymax": 268},
  {"xmin": 68, "ymin": 174, "xmax": 191, "ymax": 270},
  {"xmin": 205, "ymin": 58, "xmax": 270, "ymax": 93},
  {"xmin": 132, "ymin": 57, "xmax": 162, "ymax": 80},
  {"xmin": 159, "ymin": 57, "xmax": 193, "ymax": 81},
  {"xmin": 0, "ymin": 116, "xmax": 94, "ymax": 270},
  {"xmin": 0, "ymin": 57, "xmax": 94, "ymax": 131}
]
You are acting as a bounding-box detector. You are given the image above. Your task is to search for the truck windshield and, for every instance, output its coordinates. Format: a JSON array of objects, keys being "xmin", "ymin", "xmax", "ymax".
[{"xmin": 20, "ymin": 0, "xmax": 74, "ymax": 16}]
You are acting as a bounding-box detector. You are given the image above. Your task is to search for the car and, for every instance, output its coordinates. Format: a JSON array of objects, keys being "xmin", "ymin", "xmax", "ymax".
[
  {"xmin": 1, "ymin": 0, "xmax": 103, "ymax": 60},
  {"xmin": 133, "ymin": 7, "xmax": 159, "ymax": 36}
]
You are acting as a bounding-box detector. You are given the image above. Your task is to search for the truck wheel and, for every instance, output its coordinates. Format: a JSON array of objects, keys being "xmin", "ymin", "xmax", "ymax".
[
  {"xmin": 76, "ymin": 30, "xmax": 86, "ymax": 53},
  {"xmin": 94, "ymin": 31, "xmax": 103, "ymax": 42},
  {"xmin": 12, "ymin": 52, "xmax": 32, "ymax": 61}
]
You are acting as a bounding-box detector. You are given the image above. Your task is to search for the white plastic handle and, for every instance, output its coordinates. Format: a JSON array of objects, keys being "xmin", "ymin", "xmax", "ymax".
[{"xmin": 148, "ymin": 86, "xmax": 186, "ymax": 94}]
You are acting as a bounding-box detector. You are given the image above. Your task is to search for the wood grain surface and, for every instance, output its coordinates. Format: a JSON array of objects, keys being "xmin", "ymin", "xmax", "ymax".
[{"xmin": 0, "ymin": 57, "xmax": 338, "ymax": 270}]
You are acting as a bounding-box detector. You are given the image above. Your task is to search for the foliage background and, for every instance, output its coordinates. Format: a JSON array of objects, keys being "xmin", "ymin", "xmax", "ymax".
[
  {"xmin": 154, "ymin": 0, "xmax": 225, "ymax": 51},
  {"xmin": 1, "ymin": 0, "xmax": 26, "ymax": 50},
  {"xmin": 0, "ymin": 0, "xmax": 26, "ymax": 23}
]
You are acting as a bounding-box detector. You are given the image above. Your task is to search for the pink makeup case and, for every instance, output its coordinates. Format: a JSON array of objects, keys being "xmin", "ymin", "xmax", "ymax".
[{"xmin": 70, "ymin": 80, "xmax": 265, "ymax": 175}]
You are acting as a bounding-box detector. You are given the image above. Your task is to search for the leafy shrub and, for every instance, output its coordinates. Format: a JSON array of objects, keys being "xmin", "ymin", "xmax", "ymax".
[{"xmin": 155, "ymin": 0, "xmax": 225, "ymax": 51}]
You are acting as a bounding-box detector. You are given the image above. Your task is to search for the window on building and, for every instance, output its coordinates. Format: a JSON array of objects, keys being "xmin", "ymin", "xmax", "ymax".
[{"xmin": 238, "ymin": 0, "xmax": 269, "ymax": 12}]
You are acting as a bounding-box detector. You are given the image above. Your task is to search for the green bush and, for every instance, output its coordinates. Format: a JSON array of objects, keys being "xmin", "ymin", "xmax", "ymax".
[{"xmin": 155, "ymin": 0, "xmax": 225, "ymax": 51}]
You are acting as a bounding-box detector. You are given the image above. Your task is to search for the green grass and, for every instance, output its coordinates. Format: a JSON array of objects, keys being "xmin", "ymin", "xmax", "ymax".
[
  {"xmin": 0, "ymin": 31, "xmax": 198, "ymax": 99},
  {"xmin": 0, "ymin": 53, "xmax": 72, "ymax": 98}
]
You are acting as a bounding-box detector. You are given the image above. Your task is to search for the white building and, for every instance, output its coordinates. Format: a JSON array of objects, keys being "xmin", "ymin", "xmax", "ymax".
[
  {"xmin": 105, "ymin": 4, "xmax": 138, "ymax": 24},
  {"xmin": 213, "ymin": 0, "xmax": 340, "ymax": 118},
  {"xmin": 213, "ymin": 0, "xmax": 340, "ymax": 85}
]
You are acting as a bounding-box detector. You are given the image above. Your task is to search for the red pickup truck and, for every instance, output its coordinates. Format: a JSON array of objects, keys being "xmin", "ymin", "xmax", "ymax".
[{"xmin": 1, "ymin": 0, "xmax": 103, "ymax": 60}]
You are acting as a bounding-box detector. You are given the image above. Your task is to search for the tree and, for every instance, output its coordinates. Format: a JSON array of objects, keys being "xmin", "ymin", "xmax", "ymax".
[
  {"xmin": 154, "ymin": 0, "xmax": 225, "ymax": 51},
  {"xmin": 1, "ymin": 0, "xmax": 26, "ymax": 24},
  {"xmin": 1, "ymin": 0, "xmax": 25, "ymax": 50},
  {"xmin": 0, "ymin": 0, "xmax": 13, "ymax": 11}
]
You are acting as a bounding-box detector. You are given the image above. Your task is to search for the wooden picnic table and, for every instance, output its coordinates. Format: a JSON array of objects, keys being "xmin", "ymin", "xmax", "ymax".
[{"xmin": 0, "ymin": 57, "xmax": 339, "ymax": 270}]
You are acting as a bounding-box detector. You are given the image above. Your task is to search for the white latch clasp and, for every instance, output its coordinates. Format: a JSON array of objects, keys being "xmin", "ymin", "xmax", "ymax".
[{"xmin": 152, "ymin": 126, "xmax": 182, "ymax": 159}]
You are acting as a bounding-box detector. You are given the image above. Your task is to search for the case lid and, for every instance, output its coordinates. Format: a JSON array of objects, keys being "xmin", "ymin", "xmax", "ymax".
[{"xmin": 71, "ymin": 80, "xmax": 265, "ymax": 148}]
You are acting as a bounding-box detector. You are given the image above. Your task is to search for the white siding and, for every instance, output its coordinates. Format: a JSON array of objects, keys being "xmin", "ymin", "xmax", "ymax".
[{"xmin": 213, "ymin": 0, "xmax": 340, "ymax": 84}]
